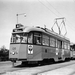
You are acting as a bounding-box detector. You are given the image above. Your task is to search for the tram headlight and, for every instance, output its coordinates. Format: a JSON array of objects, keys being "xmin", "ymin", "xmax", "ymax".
[
  {"xmin": 12, "ymin": 52, "xmax": 15, "ymax": 55},
  {"xmin": 10, "ymin": 51, "xmax": 18, "ymax": 55}
]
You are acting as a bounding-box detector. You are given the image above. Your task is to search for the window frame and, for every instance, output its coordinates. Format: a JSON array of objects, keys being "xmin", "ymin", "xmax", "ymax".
[
  {"xmin": 33, "ymin": 32, "xmax": 42, "ymax": 45},
  {"xmin": 42, "ymin": 34, "xmax": 49, "ymax": 46},
  {"xmin": 50, "ymin": 37, "xmax": 56, "ymax": 47},
  {"xmin": 57, "ymin": 40, "xmax": 62, "ymax": 49},
  {"xmin": 63, "ymin": 42, "xmax": 70, "ymax": 50},
  {"xmin": 28, "ymin": 32, "xmax": 33, "ymax": 44},
  {"xmin": 11, "ymin": 33, "xmax": 28, "ymax": 44}
]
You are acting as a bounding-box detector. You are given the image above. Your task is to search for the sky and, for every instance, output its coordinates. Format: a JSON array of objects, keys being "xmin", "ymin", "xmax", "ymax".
[{"xmin": 0, "ymin": 0, "xmax": 75, "ymax": 49}]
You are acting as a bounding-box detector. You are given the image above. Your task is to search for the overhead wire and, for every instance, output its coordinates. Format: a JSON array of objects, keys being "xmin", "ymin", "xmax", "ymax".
[
  {"xmin": 38, "ymin": 0, "xmax": 60, "ymax": 17},
  {"xmin": 45, "ymin": 0, "xmax": 75, "ymax": 33},
  {"xmin": 46, "ymin": 0, "xmax": 62, "ymax": 16},
  {"xmin": 38, "ymin": 0, "xmax": 75, "ymax": 35}
]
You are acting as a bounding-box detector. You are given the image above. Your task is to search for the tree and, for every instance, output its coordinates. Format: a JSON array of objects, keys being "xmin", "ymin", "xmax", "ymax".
[{"xmin": 0, "ymin": 45, "xmax": 9, "ymax": 61}]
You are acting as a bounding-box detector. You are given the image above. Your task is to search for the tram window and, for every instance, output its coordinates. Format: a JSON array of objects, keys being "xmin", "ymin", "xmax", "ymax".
[
  {"xmin": 21, "ymin": 33, "xmax": 27, "ymax": 43},
  {"xmin": 34, "ymin": 32, "xmax": 41, "ymax": 45},
  {"xmin": 66, "ymin": 43, "xmax": 68, "ymax": 49},
  {"xmin": 11, "ymin": 35, "xmax": 13, "ymax": 43},
  {"xmin": 64, "ymin": 42, "xmax": 66, "ymax": 49},
  {"xmin": 28, "ymin": 33, "xmax": 33, "ymax": 44},
  {"xmin": 65, "ymin": 43, "xmax": 70, "ymax": 50},
  {"xmin": 68, "ymin": 43, "xmax": 70, "ymax": 50},
  {"xmin": 42, "ymin": 35, "xmax": 49, "ymax": 46},
  {"xmin": 11, "ymin": 33, "xmax": 27, "ymax": 43},
  {"xmin": 64, "ymin": 42, "xmax": 68, "ymax": 49},
  {"xmin": 11, "ymin": 34, "xmax": 21, "ymax": 43},
  {"xmin": 50, "ymin": 37, "xmax": 56, "ymax": 47},
  {"xmin": 16, "ymin": 34, "xmax": 20, "ymax": 43},
  {"xmin": 56, "ymin": 39, "xmax": 58, "ymax": 47},
  {"xmin": 62, "ymin": 41, "xmax": 64, "ymax": 49},
  {"xmin": 57, "ymin": 40, "xmax": 62, "ymax": 49},
  {"xmin": 12, "ymin": 35, "xmax": 16, "ymax": 43}
]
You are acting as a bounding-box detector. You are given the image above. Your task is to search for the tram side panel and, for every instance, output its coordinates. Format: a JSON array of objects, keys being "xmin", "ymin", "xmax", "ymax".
[
  {"xmin": 9, "ymin": 44, "xmax": 70, "ymax": 62},
  {"xmin": 27, "ymin": 45, "xmax": 42, "ymax": 61},
  {"xmin": 64, "ymin": 49, "xmax": 70, "ymax": 60},
  {"xmin": 42, "ymin": 46, "xmax": 70, "ymax": 61},
  {"xmin": 42, "ymin": 46, "xmax": 61, "ymax": 62},
  {"xmin": 42, "ymin": 46, "xmax": 55, "ymax": 59}
]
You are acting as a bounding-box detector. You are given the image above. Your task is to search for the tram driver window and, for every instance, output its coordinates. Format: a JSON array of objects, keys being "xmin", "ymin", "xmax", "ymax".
[
  {"xmin": 21, "ymin": 33, "xmax": 27, "ymax": 43},
  {"xmin": 28, "ymin": 33, "xmax": 33, "ymax": 44},
  {"xmin": 16, "ymin": 34, "xmax": 20, "ymax": 43},
  {"xmin": 34, "ymin": 32, "xmax": 41, "ymax": 45}
]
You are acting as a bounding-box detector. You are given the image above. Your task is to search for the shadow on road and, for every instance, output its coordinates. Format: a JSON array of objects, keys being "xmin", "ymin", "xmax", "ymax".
[{"xmin": 14, "ymin": 60, "xmax": 70, "ymax": 68}]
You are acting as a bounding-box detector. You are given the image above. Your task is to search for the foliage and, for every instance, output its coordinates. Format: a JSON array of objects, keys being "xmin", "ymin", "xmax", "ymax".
[{"xmin": 0, "ymin": 45, "xmax": 9, "ymax": 61}]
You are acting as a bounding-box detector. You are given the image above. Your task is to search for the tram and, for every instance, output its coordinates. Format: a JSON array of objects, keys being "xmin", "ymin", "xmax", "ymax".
[
  {"xmin": 9, "ymin": 24, "xmax": 70, "ymax": 65},
  {"xmin": 70, "ymin": 44, "xmax": 75, "ymax": 59}
]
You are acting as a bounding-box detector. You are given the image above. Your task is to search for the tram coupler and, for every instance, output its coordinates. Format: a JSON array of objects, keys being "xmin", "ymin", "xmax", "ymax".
[{"xmin": 12, "ymin": 60, "xmax": 16, "ymax": 67}]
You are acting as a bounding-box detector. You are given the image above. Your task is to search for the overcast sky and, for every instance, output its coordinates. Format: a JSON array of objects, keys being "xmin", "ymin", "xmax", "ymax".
[{"xmin": 0, "ymin": 0, "xmax": 75, "ymax": 49}]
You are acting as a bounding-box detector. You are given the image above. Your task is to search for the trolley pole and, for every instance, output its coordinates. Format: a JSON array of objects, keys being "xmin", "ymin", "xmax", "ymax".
[
  {"xmin": 16, "ymin": 14, "xmax": 18, "ymax": 24},
  {"xmin": 51, "ymin": 17, "xmax": 66, "ymax": 35}
]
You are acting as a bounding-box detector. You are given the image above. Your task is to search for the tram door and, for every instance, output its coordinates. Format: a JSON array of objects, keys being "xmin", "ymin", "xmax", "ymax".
[{"xmin": 57, "ymin": 40, "xmax": 63, "ymax": 60}]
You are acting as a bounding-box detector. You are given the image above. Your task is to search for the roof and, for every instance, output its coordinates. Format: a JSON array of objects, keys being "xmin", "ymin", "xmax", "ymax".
[{"xmin": 12, "ymin": 26, "xmax": 70, "ymax": 42}]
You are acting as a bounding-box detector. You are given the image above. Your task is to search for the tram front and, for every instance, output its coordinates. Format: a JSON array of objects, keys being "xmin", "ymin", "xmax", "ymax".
[
  {"xmin": 10, "ymin": 32, "xmax": 28, "ymax": 60},
  {"xmin": 9, "ymin": 24, "xmax": 43, "ymax": 66},
  {"xmin": 9, "ymin": 24, "xmax": 29, "ymax": 63}
]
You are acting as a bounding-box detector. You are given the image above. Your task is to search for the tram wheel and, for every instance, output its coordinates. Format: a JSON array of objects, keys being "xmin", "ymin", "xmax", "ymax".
[
  {"xmin": 21, "ymin": 61, "xmax": 28, "ymax": 66},
  {"xmin": 12, "ymin": 61, "xmax": 16, "ymax": 67}
]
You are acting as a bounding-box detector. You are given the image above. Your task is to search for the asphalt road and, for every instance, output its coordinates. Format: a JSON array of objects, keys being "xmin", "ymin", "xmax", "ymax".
[
  {"xmin": 0, "ymin": 61, "xmax": 22, "ymax": 74},
  {"xmin": 38, "ymin": 62, "xmax": 75, "ymax": 75},
  {"xmin": 1, "ymin": 60, "xmax": 75, "ymax": 75}
]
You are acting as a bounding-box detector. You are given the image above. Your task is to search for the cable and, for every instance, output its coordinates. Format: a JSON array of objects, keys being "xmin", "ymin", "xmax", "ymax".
[
  {"xmin": 46, "ymin": 0, "xmax": 63, "ymax": 16},
  {"xmin": 38, "ymin": 0, "xmax": 75, "ymax": 36},
  {"xmin": 38, "ymin": 0, "xmax": 60, "ymax": 17},
  {"xmin": 46, "ymin": 0, "xmax": 75, "ymax": 33}
]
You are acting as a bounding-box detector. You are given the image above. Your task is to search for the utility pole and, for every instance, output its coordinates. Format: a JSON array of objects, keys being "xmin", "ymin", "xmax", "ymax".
[{"xmin": 16, "ymin": 13, "xmax": 26, "ymax": 24}]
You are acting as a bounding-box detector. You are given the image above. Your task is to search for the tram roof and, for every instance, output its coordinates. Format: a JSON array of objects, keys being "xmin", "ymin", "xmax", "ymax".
[
  {"xmin": 24, "ymin": 26, "xmax": 69, "ymax": 42},
  {"xmin": 13, "ymin": 26, "xmax": 70, "ymax": 42}
]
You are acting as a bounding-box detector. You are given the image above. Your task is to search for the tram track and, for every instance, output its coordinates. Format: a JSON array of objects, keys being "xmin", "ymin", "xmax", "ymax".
[
  {"xmin": 33, "ymin": 60, "xmax": 75, "ymax": 75},
  {"xmin": 1, "ymin": 60, "xmax": 75, "ymax": 75}
]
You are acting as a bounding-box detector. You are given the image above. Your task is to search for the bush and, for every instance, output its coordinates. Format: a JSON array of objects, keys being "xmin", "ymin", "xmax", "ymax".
[{"xmin": 0, "ymin": 46, "xmax": 9, "ymax": 61}]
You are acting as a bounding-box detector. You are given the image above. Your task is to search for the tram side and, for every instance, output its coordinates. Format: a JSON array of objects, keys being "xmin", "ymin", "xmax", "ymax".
[
  {"xmin": 70, "ymin": 44, "xmax": 75, "ymax": 60},
  {"xmin": 9, "ymin": 24, "xmax": 70, "ymax": 66}
]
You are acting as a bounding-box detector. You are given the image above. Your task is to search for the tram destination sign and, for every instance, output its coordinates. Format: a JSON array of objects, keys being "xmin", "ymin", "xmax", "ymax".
[
  {"xmin": 13, "ymin": 29, "xmax": 23, "ymax": 32},
  {"xmin": 16, "ymin": 24, "xmax": 24, "ymax": 28}
]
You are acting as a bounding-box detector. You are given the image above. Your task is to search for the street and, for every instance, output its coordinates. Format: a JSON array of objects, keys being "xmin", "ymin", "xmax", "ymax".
[
  {"xmin": 0, "ymin": 60, "xmax": 75, "ymax": 75},
  {"xmin": 38, "ymin": 62, "xmax": 75, "ymax": 75}
]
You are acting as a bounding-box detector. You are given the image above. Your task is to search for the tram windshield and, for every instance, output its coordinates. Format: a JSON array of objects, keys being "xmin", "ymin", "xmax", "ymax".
[{"xmin": 11, "ymin": 33, "xmax": 27, "ymax": 43}]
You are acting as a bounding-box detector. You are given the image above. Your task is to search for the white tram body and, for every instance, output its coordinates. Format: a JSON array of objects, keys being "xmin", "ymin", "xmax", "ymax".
[{"xmin": 9, "ymin": 24, "xmax": 70, "ymax": 64}]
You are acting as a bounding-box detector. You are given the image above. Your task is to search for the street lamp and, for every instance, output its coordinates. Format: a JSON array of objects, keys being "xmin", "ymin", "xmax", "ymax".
[{"xmin": 16, "ymin": 13, "xmax": 26, "ymax": 24}]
